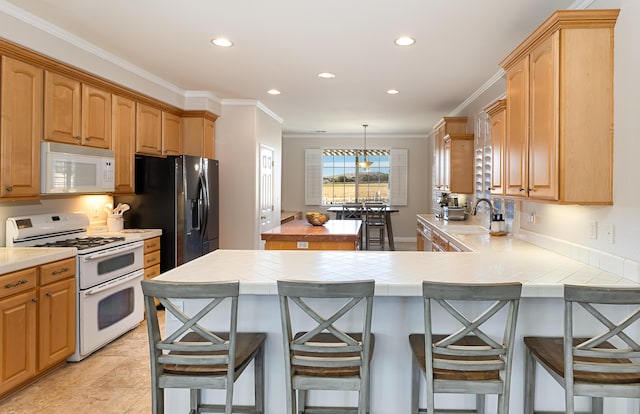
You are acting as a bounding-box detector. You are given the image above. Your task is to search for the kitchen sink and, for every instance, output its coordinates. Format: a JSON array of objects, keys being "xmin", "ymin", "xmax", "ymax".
[{"xmin": 442, "ymin": 225, "xmax": 489, "ymax": 235}]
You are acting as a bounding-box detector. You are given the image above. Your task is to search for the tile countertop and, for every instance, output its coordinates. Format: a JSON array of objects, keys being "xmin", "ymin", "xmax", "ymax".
[
  {"xmin": 155, "ymin": 219, "xmax": 638, "ymax": 298},
  {"xmin": 0, "ymin": 229, "xmax": 162, "ymax": 276},
  {"xmin": 0, "ymin": 248, "xmax": 77, "ymax": 275}
]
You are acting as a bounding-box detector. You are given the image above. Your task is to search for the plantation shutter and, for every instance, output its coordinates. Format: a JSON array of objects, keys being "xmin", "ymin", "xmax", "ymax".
[
  {"xmin": 305, "ymin": 148, "xmax": 322, "ymax": 205},
  {"xmin": 389, "ymin": 148, "xmax": 408, "ymax": 206}
]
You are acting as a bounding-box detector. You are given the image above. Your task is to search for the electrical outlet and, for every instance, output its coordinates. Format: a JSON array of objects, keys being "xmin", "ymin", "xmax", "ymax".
[
  {"xmin": 528, "ymin": 212, "xmax": 536, "ymax": 224},
  {"xmin": 91, "ymin": 207, "xmax": 99, "ymax": 218},
  {"xmin": 605, "ymin": 224, "xmax": 615, "ymax": 244},
  {"xmin": 589, "ymin": 221, "xmax": 598, "ymax": 239}
]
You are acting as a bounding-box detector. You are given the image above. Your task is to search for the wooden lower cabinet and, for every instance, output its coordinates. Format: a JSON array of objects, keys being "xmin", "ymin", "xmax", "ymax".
[
  {"xmin": 143, "ymin": 236, "xmax": 161, "ymax": 280},
  {"xmin": 38, "ymin": 277, "xmax": 75, "ymax": 371},
  {"xmin": 0, "ymin": 258, "xmax": 76, "ymax": 397}
]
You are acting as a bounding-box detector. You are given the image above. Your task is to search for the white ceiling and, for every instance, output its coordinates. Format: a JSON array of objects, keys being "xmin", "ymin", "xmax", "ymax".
[{"xmin": 4, "ymin": 0, "xmax": 578, "ymax": 136}]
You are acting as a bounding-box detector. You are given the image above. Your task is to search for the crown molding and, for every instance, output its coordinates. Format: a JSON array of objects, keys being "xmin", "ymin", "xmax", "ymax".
[{"xmin": 222, "ymin": 99, "xmax": 284, "ymax": 124}]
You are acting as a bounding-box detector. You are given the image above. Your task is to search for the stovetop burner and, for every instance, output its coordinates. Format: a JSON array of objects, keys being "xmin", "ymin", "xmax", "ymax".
[{"xmin": 34, "ymin": 236, "xmax": 126, "ymax": 250}]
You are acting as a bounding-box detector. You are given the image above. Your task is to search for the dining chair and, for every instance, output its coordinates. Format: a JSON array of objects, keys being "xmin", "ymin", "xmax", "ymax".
[
  {"xmin": 523, "ymin": 284, "xmax": 640, "ymax": 414},
  {"xmin": 278, "ymin": 279, "xmax": 375, "ymax": 414},
  {"xmin": 363, "ymin": 203, "xmax": 386, "ymax": 250},
  {"xmin": 410, "ymin": 281, "xmax": 522, "ymax": 414},
  {"xmin": 141, "ymin": 279, "xmax": 267, "ymax": 414},
  {"xmin": 342, "ymin": 203, "xmax": 364, "ymax": 220}
]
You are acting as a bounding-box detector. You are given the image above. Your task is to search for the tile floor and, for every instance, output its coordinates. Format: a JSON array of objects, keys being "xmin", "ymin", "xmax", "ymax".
[
  {"xmin": 0, "ymin": 314, "xmax": 163, "ymax": 414},
  {"xmin": 0, "ymin": 241, "xmax": 416, "ymax": 413}
]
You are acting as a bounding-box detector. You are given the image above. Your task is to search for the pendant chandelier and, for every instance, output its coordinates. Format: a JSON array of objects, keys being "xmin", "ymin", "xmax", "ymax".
[{"xmin": 358, "ymin": 124, "xmax": 374, "ymax": 169}]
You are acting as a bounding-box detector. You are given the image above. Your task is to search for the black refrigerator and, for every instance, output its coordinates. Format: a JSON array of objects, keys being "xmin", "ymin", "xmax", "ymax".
[{"xmin": 115, "ymin": 155, "xmax": 219, "ymax": 273}]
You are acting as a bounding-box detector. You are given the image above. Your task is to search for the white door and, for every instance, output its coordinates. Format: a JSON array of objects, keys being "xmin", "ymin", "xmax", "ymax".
[{"xmin": 259, "ymin": 145, "xmax": 275, "ymax": 233}]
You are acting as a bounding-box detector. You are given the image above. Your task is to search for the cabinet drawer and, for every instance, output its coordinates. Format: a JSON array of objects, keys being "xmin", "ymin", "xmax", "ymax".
[
  {"xmin": 40, "ymin": 258, "xmax": 76, "ymax": 285},
  {"xmin": 144, "ymin": 250, "xmax": 160, "ymax": 268},
  {"xmin": 144, "ymin": 264, "xmax": 161, "ymax": 280},
  {"xmin": 0, "ymin": 267, "xmax": 37, "ymax": 299},
  {"xmin": 144, "ymin": 237, "xmax": 160, "ymax": 254}
]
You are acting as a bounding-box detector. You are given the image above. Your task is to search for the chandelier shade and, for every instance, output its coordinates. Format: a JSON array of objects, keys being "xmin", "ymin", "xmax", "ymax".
[{"xmin": 358, "ymin": 124, "xmax": 374, "ymax": 169}]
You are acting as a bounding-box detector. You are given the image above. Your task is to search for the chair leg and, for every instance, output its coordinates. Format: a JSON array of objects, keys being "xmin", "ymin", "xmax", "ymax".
[
  {"xmin": 476, "ymin": 394, "xmax": 485, "ymax": 414},
  {"xmin": 298, "ymin": 390, "xmax": 306, "ymax": 414},
  {"xmin": 592, "ymin": 397, "xmax": 604, "ymax": 414},
  {"xmin": 190, "ymin": 389, "xmax": 200, "ymax": 412},
  {"xmin": 151, "ymin": 383, "xmax": 164, "ymax": 414},
  {"xmin": 411, "ymin": 358, "xmax": 420, "ymax": 414},
  {"xmin": 523, "ymin": 346, "xmax": 535, "ymax": 414},
  {"xmin": 255, "ymin": 345, "xmax": 265, "ymax": 413}
]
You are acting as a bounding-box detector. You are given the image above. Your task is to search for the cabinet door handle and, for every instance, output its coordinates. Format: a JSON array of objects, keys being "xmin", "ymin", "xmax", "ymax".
[
  {"xmin": 5, "ymin": 279, "xmax": 28, "ymax": 289},
  {"xmin": 5, "ymin": 186, "xmax": 12, "ymax": 192},
  {"xmin": 52, "ymin": 267, "xmax": 70, "ymax": 275},
  {"xmin": 519, "ymin": 188, "xmax": 525, "ymax": 192},
  {"xmin": 85, "ymin": 137, "xmax": 91, "ymax": 141},
  {"xmin": 74, "ymin": 136, "xmax": 82, "ymax": 141},
  {"xmin": 31, "ymin": 297, "xmax": 38, "ymax": 303},
  {"xmin": 46, "ymin": 292, "xmax": 53, "ymax": 297}
]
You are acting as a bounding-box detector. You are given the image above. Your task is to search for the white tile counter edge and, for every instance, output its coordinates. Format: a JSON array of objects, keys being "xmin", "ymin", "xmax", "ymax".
[
  {"xmin": 0, "ymin": 247, "xmax": 77, "ymax": 275},
  {"xmin": 154, "ymin": 248, "xmax": 638, "ymax": 299}
]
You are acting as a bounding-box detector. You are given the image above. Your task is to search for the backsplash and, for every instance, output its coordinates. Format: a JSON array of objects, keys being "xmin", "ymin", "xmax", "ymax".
[
  {"xmin": 518, "ymin": 229, "xmax": 640, "ymax": 283},
  {"xmin": 0, "ymin": 195, "xmax": 113, "ymax": 247}
]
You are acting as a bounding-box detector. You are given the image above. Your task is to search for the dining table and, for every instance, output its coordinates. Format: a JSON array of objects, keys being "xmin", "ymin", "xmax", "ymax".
[{"xmin": 327, "ymin": 205, "xmax": 399, "ymax": 250}]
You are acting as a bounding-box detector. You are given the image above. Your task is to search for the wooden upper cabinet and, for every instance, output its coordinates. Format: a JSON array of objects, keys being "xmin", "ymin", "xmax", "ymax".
[
  {"xmin": 81, "ymin": 84, "xmax": 111, "ymax": 148},
  {"xmin": 444, "ymin": 134, "xmax": 474, "ymax": 194},
  {"xmin": 44, "ymin": 72, "xmax": 111, "ymax": 148},
  {"xmin": 0, "ymin": 57, "xmax": 43, "ymax": 199},
  {"xmin": 44, "ymin": 71, "xmax": 81, "ymax": 145},
  {"xmin": 136, "ymin": 103, "xmax": 162, "ymax": 156},
  {"xmin": 162, "ymin": 111, "xmax": 181, "ymax": 156},
  {"xmin": 112, "ymin": 95, "xmax": 136, "ymax": 194},
  {"xmin": 203, "ymin": 117, "xmax": 215, "ymax": 159},
  {"xmin": 500, "ymin": 9, "xmax": 618, "ymax": 204},
  {"xmin": 485, "ymin": 99, "xmax": 506, "ymax": 196},
  {"xmin": 432, "ymin": 117, "xmax": 470, "ymax": 193},
  {"xmin": 182, "ymin": 112, "xmax": 217, "ymax": 159}
]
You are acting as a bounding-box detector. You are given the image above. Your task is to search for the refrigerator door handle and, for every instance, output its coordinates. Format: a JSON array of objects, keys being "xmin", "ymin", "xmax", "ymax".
[{"xmin": 199, "ymin": 173, "xmax": 209, "ymax": 239}]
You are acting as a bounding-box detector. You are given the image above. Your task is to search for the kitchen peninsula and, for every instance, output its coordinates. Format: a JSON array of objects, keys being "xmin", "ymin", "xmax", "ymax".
[
  {"xmin": 261, "ymin": 219, "xmax": 361, "ymax": 251},
  {"xmin": 155, "ymin": 225, "xmax": 638, "ymax": 413}
]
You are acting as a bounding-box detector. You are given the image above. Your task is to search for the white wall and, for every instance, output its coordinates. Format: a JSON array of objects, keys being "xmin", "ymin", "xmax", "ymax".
[
  {"xmin": 282, "ymin": 135, "xmax": 430, "ymax": 240},
  {"xmin": 216, "ymin": 103, "xmax": 282, "ymax": 249}
]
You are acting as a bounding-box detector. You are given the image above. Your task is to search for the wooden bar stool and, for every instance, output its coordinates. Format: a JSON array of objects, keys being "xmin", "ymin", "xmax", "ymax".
[
  {"xmin": 410, "ymin": 281, "xmax": 522, "ymax": 414},
  {"xmin": 278, "ymin": 279, "xmax": 375, "ymax": 414},
  {"xmin": 141, "ymin": 279, "xmax": 267, "ymax": 414},
  {"xmin": 523, "ymin": 285, "xmax": 640, "ymax": 414}
]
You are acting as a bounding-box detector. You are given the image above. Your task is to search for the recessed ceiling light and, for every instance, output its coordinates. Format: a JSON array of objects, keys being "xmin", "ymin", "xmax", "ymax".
[
  {"xmin": 211, "ymin": 37, "xmax": 233, "ymax": 47},
  {"xmin": 267, "ymin": 89, "xmax": 281, "ymax": 95},
  {"xmin": 318, "ymin": 72, "xmax": 336, "ymax": 79},
  {"xmin": 394, "ymin": 36, "xmax": 416, "ymax": 46},
  {"xmin": 387, "ymin": 89, "xmax": 400, "ymax": 95}
]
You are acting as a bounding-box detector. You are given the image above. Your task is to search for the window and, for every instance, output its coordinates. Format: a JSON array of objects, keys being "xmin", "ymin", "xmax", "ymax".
[
  {"xmin": 305, "ymin": 148, "xmax": 408, "ymax": 206},
  {"xmin": 322, "ymin": 149, "xmax": 390, "ymax": 205}
]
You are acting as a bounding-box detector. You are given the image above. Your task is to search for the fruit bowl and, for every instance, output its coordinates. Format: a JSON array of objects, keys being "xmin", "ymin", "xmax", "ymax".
[{"xmin": 306, "ymin": 212, "xmax": 330, "ymax": 226}]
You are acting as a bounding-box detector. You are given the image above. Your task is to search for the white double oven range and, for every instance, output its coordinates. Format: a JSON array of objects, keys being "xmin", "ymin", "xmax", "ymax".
[{"xmin": 6, "ymin": 212, "xmax": 144, "ymax": 361}]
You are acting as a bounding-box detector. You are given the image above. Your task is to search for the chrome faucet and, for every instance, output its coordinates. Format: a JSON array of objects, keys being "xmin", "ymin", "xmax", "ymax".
[{"xmin": 472, "ymin": 198, "xmax": 496, "ymax": 229}]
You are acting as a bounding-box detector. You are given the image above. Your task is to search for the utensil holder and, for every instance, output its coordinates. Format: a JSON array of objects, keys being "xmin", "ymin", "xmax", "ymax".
[{"xmin": 107, "ymin": 215, "xmax": 123, "ymax": 232}]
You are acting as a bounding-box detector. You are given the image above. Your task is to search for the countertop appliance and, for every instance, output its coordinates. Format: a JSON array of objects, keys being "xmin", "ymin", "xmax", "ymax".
[
  {"xmin": 115, "ymin": 155, "xmax": 219, "ymax": 273},
  {"xmin": 6, "ymin": 212, "xmax": 144, "ymax": 361},
  {"xmin": 442, "ymin": 206, "xmax": 467, "ymax": 221},
  {"xmin": 40, "ymin": 142, "xmax": 115, "ymax": 194}
]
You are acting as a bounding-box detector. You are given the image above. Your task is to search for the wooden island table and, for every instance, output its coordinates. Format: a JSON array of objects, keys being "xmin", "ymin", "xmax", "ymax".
[{"xmin": 261, "ymin": 219, "xmax": 361, "ymax": 250}]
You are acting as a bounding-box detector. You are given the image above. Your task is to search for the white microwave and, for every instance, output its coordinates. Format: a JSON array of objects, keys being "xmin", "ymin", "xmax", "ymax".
[{"xmin": 41, "ymin": 142, "xmax": 115, "ymax": 194}]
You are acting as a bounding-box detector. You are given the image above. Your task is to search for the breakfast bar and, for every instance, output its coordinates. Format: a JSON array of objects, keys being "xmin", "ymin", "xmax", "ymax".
[{"xmin": 155, "ymin": 237, "xmax": 638, "ymax": 413}]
